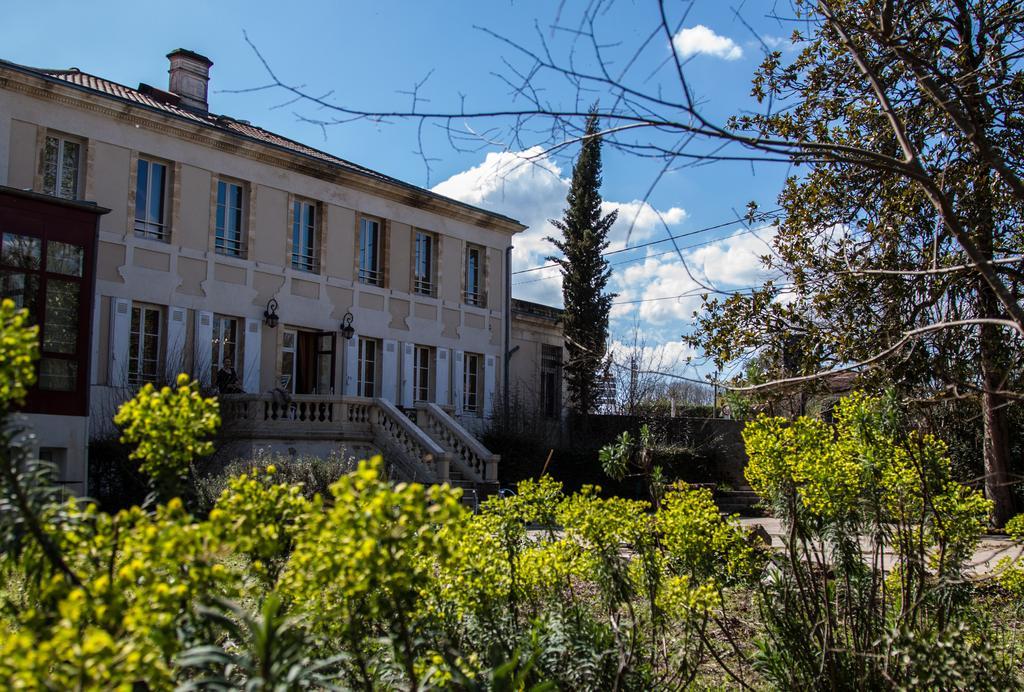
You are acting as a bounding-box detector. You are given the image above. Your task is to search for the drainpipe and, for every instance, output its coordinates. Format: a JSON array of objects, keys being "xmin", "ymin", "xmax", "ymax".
[{"xmin": 503, "ymin": 245, "xmax": 513, "ymax": 429}]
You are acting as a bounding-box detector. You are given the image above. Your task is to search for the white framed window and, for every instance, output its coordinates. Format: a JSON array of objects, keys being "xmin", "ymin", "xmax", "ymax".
[
  {"xmin": 129, "ymin": 303, "xmax": 163, "ymax": 384},
  {"xmin": 464, "ymin": 244, "xmax": 485, "ymax": 306},
  {"xmin": 291, "ymin": 199, "xmax": 319, "ymax": 272},
  {"xmin": 280, "ymin": 329, "xmax": 297, "ymax": 393},
  {"xmin": 357, "ymin": 336, "xmax": 379, "ymax": 397},
  {"xmin": 359, "ymin": 216, "xmax": 382, "ymax": 286},
  {"xmin": 211, "ymin": 315, "xmax": 239, "ymax": 384},
  {"xmin": 42, "ymin": 135, "xmax": 82, "ymax": 200},
  {"xmin": 463, "ymin": 352, "xmax": 481, "ymax": 414},
  {"xmin": 413, "ymin": 230, "xmax": 436, "ymax": 296},
  {"xmin": 134, "ymin": 157, "xmax": 169, "ymax": 240},
  {"xmin": 414, "ymin": 345, "xmax": 434, "ymax": 403},
  {"xmin": 215, "ymin": 179, "xmax": 245, "ymax": 256}
]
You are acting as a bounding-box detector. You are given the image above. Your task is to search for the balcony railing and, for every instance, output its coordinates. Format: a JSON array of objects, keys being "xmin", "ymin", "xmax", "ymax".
[
  {"xmin": 464, "ymin": 289, "xmax": 486, "ymax": 307},
  {"xmin": 359, "ymin": 266, "xmax": 382, "ymax": 286},
  {"xmin": 413, "ymin": 276, "xmax": 435, "ymax": 296}
]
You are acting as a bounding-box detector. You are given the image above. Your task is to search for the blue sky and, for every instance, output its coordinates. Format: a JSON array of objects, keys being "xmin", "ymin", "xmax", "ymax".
[{"xmin": 1, "ymin": 1, "xmax": 797, "ymax": 378}]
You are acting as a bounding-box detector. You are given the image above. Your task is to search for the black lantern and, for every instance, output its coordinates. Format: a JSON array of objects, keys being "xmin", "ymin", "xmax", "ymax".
[
  {"xmin": 340, "ymin": 311, "xmax": 355, "ymax": 340},
  {"xmin": 263, "ymin": 298, "xmax": 280, "ymax": 328}
]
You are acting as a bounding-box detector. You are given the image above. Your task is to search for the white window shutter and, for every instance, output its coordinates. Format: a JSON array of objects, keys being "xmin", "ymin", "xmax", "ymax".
[
  {"xmin": 243, "ymin": 318, "xmax": 262, "ymax": 393},
  {"xmin": 453, "ymin": 349, "xmax": 465, "ymax": 415},
  {"xmin": 165, "ymin": 307, "xmax": 187, "ymax": 381},
  {"xmin": 435, "ymin": 347, "xmax": 450, "ymax": 407},
  {"xmin": 381, "ymin": 339, "xmax": 398, "ymax": 403},
  {"xmin": 401, "ymin": 342, "xmax": 414, "ymax": 407},
  {"xmin": 194, "ymin": 310, "xmax": 214, "ymax": 387},
  {"xmin": 484, "ymin": 354, "xmax": 496, "ymax": 418},
  {"xmin": 108, "ymin": 297, "xmax": 131, "ymax": 387},
  {"xmin": 343, "ymin": 334, "xmax": 358, "ymax": 395}
]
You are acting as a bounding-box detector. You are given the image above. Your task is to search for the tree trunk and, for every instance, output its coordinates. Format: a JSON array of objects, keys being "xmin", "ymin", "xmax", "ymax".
[
  {"xmin": 979, "ymin": 317, "xmax": 1015, "ymax": 527},
  {"xmin": 972, "ymin": 165, "xmax": 1016, "ymax": 527}
]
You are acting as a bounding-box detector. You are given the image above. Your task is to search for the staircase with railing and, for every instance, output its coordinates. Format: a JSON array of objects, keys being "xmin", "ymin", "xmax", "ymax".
[
  {"xmin": 220, "ymin": 394, "xmax": 451, "ymax": 484},
  {"xmin": 412, "ymin": 403, "xmax": 500, "ymax": 505},
  {"xmin": 371, "ymin": 398, "xmax": 450, "ymax": 484}
]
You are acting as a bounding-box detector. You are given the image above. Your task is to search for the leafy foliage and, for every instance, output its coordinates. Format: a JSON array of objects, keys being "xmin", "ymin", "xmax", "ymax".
[
  {"xmin": 114, "ymin": 373, "xmax": 220, "ymax": 499},
  {"xmin": 690, "ymin": 0, "xmax": 1024, "ymax": 525},
  {"xmin": 0, "ymin": 303, "xmax": 1022, "ymax": 688},
  {"xmin": 0, "ymin": 298, "xmax": 39, "ymax": 411},
  {"xmin": 745, "ymin": 391, "xmax": 1006, "ymax": 688}
]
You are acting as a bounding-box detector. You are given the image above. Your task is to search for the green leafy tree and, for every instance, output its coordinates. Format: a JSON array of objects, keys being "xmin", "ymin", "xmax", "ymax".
[
  {"xmin": 547, "ymin": 108, "xmax": 617, "ymax": 415},
  {"xmin": 690, "ymin": 0, "xmax": 1024, "ymax": 525}
]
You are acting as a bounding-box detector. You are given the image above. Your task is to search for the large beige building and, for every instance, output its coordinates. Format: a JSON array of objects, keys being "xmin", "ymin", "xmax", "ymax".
[{"xmin": 0, "ymin": 49, "xmax": 529, "ymax": 492}]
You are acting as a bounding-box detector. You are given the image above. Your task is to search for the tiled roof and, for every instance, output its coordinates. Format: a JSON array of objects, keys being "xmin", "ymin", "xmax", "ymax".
[
  {"xmin": 41, "ymin": 68, "xmax": 415, "ymax": 183},
  {"xmin": 3, "ymin": 61, "xmax": 523, "ymax": 227}
]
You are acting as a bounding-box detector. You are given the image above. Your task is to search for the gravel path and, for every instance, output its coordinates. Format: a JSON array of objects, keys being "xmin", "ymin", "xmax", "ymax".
[{"xmin": 736, "ymin": 517, "xmax": 1024, "ymax": 577}]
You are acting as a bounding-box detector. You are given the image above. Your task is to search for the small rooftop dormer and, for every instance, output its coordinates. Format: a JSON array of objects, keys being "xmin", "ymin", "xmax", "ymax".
[{"xmin": 166, "ymin": 48, "xmax": 213, "ymax": 112}]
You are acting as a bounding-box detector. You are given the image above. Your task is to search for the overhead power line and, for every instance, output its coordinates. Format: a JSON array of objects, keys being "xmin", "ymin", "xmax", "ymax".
[
  {"xmin": 512, "ymin": 208, "xmax": 783, "ymax": 275},
  {"xmin": 512, "ymin": 225, "xmax": 772, "ymax": 286},
  {"xmin": 609, "ymin": 283, "xmax": 792, "ymax": 306}
]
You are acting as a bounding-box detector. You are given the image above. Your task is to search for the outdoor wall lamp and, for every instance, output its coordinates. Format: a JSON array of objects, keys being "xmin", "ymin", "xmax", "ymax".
[
  {"xmin": 264, "ymin": 298, "xmax": 280, "ymax": 328},
  {"xmin": 340, "ymin": 312, "xmax": 355, "ymax": 340}
]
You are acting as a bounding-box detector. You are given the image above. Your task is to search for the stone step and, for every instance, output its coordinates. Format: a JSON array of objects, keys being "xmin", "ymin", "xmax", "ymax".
[{"xmin": 715, "ymin": 489, "xmax": 767, "ymax": 517}]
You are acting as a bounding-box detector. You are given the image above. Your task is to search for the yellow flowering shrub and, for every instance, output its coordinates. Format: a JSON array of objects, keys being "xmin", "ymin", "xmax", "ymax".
[
  {"xmin": 998, "ymin": 515, "xmax": 1024, "ymax": 597},
  {"xmin": 114, "ymin": 373, "xmax": 220, "ymax": 496},
  {"xmin": 658, "ymin": 483, "xmax": 758, "ymax": 583},
  {"xmin": 0, "ymin": 299, "xmax": 38, "ymax": 410},
  {"xmin": 281, "ymin": 457, "xmax": 466, "ymax": 647},
  {"xmin": 2, "ymin": 498, "xmax": 239, "ymax": 689},
  {"xmin": 209, "ymin": 464, "xmax": 318, "ymax": 585}
]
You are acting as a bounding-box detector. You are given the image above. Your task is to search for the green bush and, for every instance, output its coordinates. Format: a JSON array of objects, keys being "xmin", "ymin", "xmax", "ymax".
[
  {"xmin": 744, "ymin": 391, "xmax": 1011, "ymax": 689},
  {"xmin": 191, "ymin": 452, "xmax": 358, "ymax": 515}
]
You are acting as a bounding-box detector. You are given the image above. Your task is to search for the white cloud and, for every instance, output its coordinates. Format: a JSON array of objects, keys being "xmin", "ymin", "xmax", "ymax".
[
  {"xmin": 761, "ymin": 34, "xmax": 802, "ymax": 53},
  {"xmin": 687, "ymin": 227, "xmax": 777, "ymax": 286},
  {"xmin": 611, "ymin": 254, "xmax": 704, "ymax": 326},
  {"xmin": 608, "ymin": 338, "xmax": 697, "ymax": 372},
  {"xmin": 431, "ymin": 149, "xmax": 686, "ymax": 307},
  {"xmin": 673, "ymin": 25, "xmax": 743, "ymax": 61}
]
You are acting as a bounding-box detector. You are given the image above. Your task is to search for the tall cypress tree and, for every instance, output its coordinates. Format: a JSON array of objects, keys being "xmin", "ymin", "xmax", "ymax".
[{"xmin": 547, "ymin": 110, "xmax": 617, "ymax": 415}]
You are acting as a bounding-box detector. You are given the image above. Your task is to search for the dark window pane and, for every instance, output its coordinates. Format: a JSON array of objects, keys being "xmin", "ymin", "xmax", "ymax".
[
  {"xmin": 43, "ymin": 279, "xmax": 79, "ymax": 354},
  {"xmin": 39, "ymin": 358, "xmax": 77, "ymax": 391},
  {"xmin": 148, "ymin": 163, "xmax": 165, "ymax": 225},
  {"xmin": 1, "ymin": 272, "xmax": 40, "ymax": 318},
  {"xmin": 216, "ymin": 204, "xmax": 226, "ymax": 240},
  {"xmin": 144, "ymin": 307, "xmax": 159, "ymax": 335},
  {"xmin": 1, "ymin": 233, "xmax": 41, "ymax": 269},
  {"xmin": 46, "ymin": 241, "xmax": 84, "ymax": 277},
  {"xmin": 135, "ymin": 159, "xmax": 149, "ymax": 224},
  {"xmin": 128, "ymin": 332, "xmax": 140, "ymax": 380}
]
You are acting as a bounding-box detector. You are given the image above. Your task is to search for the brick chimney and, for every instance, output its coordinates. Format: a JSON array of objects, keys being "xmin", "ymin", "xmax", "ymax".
[{"xmin": 166, "ymin": 49, "xmax": 213, "ymax": 112}]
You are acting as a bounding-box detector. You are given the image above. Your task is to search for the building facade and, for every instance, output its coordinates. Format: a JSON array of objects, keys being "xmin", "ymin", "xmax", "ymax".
[
  {"xmin": 0, "ymin": 50, "xmax": 524, "ymax": 488},
  {"xmin": 506, "ymin": 298, "xmax": 567, "ymax": 423}
]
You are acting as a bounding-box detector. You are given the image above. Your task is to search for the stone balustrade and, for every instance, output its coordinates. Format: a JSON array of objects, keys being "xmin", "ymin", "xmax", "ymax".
[
  {"xmin": 415, "ymin": 403, "xmax": 500, "ymax": 482},
  {"xmin": 220, "ymin": 393, "xmax": 449, "ymax": 483}
]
